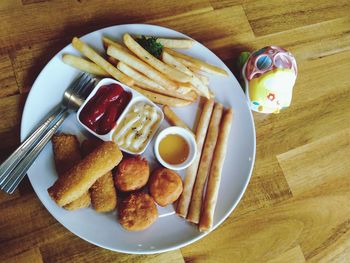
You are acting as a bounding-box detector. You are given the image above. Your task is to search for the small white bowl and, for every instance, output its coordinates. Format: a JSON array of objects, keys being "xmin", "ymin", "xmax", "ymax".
[
  {"xmin": 154, "ymin": 126, "xmax": 197, "ymax": 171},
  {"xmin": 77, "ymin": 78, "xmax": 163, "ymax": 155}
]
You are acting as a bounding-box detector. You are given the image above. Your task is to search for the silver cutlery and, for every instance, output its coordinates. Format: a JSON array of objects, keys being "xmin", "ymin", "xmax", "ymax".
[{"xmin": 0, "ymin": 73, "xmax": 96, "ymax": 194}]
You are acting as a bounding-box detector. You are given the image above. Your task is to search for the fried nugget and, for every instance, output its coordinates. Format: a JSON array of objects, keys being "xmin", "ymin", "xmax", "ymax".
[
  {"xmin": 118, "ymin": 192, "xmax": 158, "ymax": 231},
  {"xmin": 81, "ymin": 138, "xmax": 117, "ymax": 212},
  {"xmin": 114, "ymin": 156, "xmax": 149, "ymax": 192},
  {"xmin": 149, "ymin": 168, "xmax": 183, "ymax": 207},
  {"xmin": 52, "ymin": 134, "xmax": 90, "ymax": 210}
]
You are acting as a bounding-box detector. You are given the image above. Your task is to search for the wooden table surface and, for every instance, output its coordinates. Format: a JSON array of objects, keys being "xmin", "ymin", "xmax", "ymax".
[{"xmin": 1, "ymin": 0, "xmax": 350, "ymax": 262}]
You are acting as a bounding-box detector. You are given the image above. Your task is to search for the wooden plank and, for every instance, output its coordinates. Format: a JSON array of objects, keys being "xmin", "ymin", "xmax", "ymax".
[
  {"xmin": 0, "ymin": 94, "xmax": 22, "ymax": 131},
  {"xmin": 0, "ymin": 53, "xmax": 18, "ymax": 97},
  {"xmin": 267, "ymin": 245, "xmax": 305, "ymax": 263},
  {"xmin": 40, "ymin": 234, "xmax": 185, "ymax": 263},
  {"xmin": 5, "ymin": 248, "xmax": 43, "ymax": 263},
  {"xmin": 277, "ymin": 128, "xmax": 350, "ymax": 197},
  {"xmin": 243, "ymin": 0, "xmax": 350, "ymax": 36}
]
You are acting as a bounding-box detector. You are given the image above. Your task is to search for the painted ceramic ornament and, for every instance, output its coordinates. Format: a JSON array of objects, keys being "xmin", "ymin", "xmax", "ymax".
[{"xmin": 242, "ymin": 46, "xmax": 297, "ymax": 114}]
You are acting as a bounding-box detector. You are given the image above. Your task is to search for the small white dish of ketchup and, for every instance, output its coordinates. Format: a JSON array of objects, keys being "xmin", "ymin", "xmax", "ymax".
[{"xmin": 77, "ymin": 78, "xmax": 164, "ymax": 155}]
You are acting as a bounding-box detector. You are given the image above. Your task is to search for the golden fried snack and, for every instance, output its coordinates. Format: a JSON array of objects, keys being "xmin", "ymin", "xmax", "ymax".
[
  {"xmin": 118, "ymin": 192, "xmax": 158, "ymax": 231},
  {"xmin": 149, "ymin": 168, "xmax": 183, "ymax": 207},
  {"xmin": 114, "ymin": 156, "xmax": 149, "ymax": 192},
  {"xmin": 187, "ymin": 103, "xmax": 223, "ymax": 223},
  {"xmin": 176, "ymin": 99, "xmax": 214, "ymax": 217},
  {"xmin": 199, "ymin": 108, "xmax": 233, "ymax": 232},
  {"xmin": 48, "ymin": 141, "xmax": 122, "ymax": 206},
  {"xmin": 51, "ymin": 134, "xmax": 90, "ymax": 210},
  {"xmin": 81, "ymin": 138, "xmax": 117, "ymax": 212}
]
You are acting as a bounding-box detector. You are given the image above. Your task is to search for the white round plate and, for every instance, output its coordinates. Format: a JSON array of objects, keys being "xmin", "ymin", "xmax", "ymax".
[{"xmin": 21, "ymin": 24, "xmax": 256, "ymax": 254}]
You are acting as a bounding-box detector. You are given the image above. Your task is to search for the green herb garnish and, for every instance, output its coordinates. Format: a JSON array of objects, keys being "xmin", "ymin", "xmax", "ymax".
[{"xmin": 136, "ymin": 36, "xmax": 163, "ymax": 59}]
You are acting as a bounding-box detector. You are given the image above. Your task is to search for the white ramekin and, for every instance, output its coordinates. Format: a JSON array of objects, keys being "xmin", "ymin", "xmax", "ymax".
[{"xmin": 154, "ymin": 126, "xmax": 197, "ymax": 171}]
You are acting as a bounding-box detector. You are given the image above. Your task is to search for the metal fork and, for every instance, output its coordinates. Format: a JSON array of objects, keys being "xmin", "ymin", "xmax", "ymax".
[{"xmin": 0, "ymin": 73, "xmax": 96, "ymax": 194}]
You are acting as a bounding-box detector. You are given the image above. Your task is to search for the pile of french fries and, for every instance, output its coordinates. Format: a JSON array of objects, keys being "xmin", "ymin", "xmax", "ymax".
[{"xmin": 63, "ymin": 33, "xmax": 228, "ymax": 107}]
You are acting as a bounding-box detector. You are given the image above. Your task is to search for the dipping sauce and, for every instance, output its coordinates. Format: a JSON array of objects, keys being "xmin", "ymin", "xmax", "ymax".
[
  {"xmin": 113, "ymin": 101, "xmax": 161, "ymax": 153},
  {"xmin": 158, "ymin": 134, "xmax": 189, "ymax": 165},
  {"xmin": 79, "ymin": 84, "xmax": 131, "ymax": 135}
]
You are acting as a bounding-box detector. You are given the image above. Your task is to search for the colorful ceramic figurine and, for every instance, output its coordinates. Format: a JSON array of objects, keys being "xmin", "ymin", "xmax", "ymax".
[{"xmin": 242, "ymin": 46, "xmax": 297, "ymax": 113}]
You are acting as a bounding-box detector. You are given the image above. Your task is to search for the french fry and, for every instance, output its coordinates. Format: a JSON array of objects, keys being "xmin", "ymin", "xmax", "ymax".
[
  {"xmin": 164, "ymin": 47, "xmax": 228, "ymax": 76},
  {"xmin": 102, "ymin": 36, "xmax": 130, "ymax": 53},
  {"xmin": 176, "ymin": 99, "xmax": 214, "ymax": 218},
  {"xmin": 118, "ymin": 62, "xmax": 197, "ymax": 101},
  {"xmin": 162, "ymin": 51, "xmax": 210, "ymax": 98},
  {"xmin": 187, "ymin": 102, "xmax": 223, "ymax": 223},
  {"xmin": 117, "ymin": 61, "xmax": 164, "ymax": 90},
  {"xmin": 123, "ymin": 33, "xmax": 191, "ymax": 83},
  {"xmin": 195, "ymin": 74, "xmax": 209, "ymax": 86},
  {"xmin": 62, "ymin": 54, "xmax": 109, "ymax": 76},
  {"xmin": 72, "ymin": 37, "xmax": 134, "ymax": 86},
  {"xmin": 139, "ymin": 36, "xmax": 194, "ymax": 49},
  {"xmin": 107, "ymin": 45, "xmax": 177, "ymax": 90},
  {"xmin": 163, "ymin": 106, "xmax": 191, "ymax": 131},
  {"xmin": 199, "ymin": 108, "xmax": 233, "ymax": 231},
  {"xmin": 132, "ymin": 85, "xmax": 192, "ymax": 107},
  {"xmin": 107, "ymin": 56, "xmax": 119, "ymax": 65}
]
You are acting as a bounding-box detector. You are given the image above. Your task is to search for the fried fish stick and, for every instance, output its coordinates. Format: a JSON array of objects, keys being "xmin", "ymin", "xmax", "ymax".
[
  {"xmin": 187, "ymin": 103, "xmax": 223, "ymax": 223},
  {"xmin": 51, "ymin": 134, "xmax": 91, "ymax": 210},
  {"xmin": 176, "ymin": 99, "xmax": 214, "ymax": 217},
  {"xmin": 163, "ymin": 106, "xmax": 191, "ymax": 132},
  {"xmin": 199, "ymin": 108, "xmax": 233, "ymax": 231},
  {"xmin": 48, "ymin": 141, "xmax": 122, "ymax": 206},
  {"xmin": 81, "ymin": 139, "xmax": 117, "ymax": 212}
]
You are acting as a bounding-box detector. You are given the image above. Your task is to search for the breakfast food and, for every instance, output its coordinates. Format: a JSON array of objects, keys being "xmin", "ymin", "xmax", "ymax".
[
  {"xmin": 176, "ymin": 99, "xmax": 214, "ymax": 217},
  {"xmin": 81, "ymin": 139, "xmax": 117, "ymax": 212},
  {"xmin": 79, "ymin": 83, "xmax": 131, "ymax": 135},
  {"xmin": 149, "ymin": 168, "xmax": 183, "ymax": 207},
  {"xmin": 51, "ymin": 134, "xmax": 91, "ymax": 210},
  {"xmin": 163, "ymin": 106, "xmax": 191, "ymax": 131},
  {"xmin": 199, "ymin": 108, "xmax": 233, "ymax": 231},
  {"xmin": 48, "ymin": 141, "xmax": 123, "ymax": 206},
  {"xmin": 158, "ymin": 134, "xmax": 189, "ymax": 165},
  {"xmin": 113, "ymin": 101, "xmax": 161, "ymax": 153},
  {"xmin": 72, "ymin": 37, "xmax": 134, "ymax": 86},
  {"xmin": 187, "ymin": 103, "xmax": 223, "ymax": 223},
  {"xmin": 114, "ymin": 156, "xmax": 150, "ymax": 192},
  {"xmin": 118, "ymin": 192, "xmax": 158, "ymax": 231}
]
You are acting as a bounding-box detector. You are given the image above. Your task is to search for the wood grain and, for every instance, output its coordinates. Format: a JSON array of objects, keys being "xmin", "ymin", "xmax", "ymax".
[{"xmin": 0, "ymin": 0, "xmax": 349, "ymax": 262}]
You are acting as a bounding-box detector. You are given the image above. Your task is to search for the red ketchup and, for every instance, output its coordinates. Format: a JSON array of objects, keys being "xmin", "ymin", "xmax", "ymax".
[{"xmin": 79, "ymin": 84, "xmax": 131, "ymax": 135}]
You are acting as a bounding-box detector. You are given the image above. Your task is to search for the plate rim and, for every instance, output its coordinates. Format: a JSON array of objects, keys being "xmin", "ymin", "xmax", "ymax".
[{"xmin": 20, "ymin": 23, "xmax": 256, "ymax": 254}]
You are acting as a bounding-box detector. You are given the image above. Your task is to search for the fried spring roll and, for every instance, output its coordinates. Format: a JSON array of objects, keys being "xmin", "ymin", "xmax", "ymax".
[
  {"xmin": 187, "ymin": 103, "xmax": 223, "ymax": 223},
  {"xmin": 51, "ymin": 134, "xmax": 90, "ymax": 210},
  {"xmin": 48, "ymin": 141, "xmax": 122, "ymax": 206},
  {"xmin": 199, "ymin": 108, "xmax": 233, "ymax": 231}
]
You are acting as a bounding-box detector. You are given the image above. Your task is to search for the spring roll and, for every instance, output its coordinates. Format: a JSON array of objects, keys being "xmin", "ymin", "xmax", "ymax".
[
  {"xmin": 51, "ymin": 134, "xmax": 91, "ymax": 210},
  {"xmin": 199, "ymin": 108, "xmax": 233, "ymax": 231},
  {"xmin": 187, "ymin": 102, "xmax": 223, "ymax": 223},
  {"xmin": 176, "ymin": 99, "xmax": 214, "ymax": 217},
  {"xmin": 81, "ymin": 139, "xmax": 117, "ymax": 212},
  {"xmin": 48, "ymin": 141, "xmax": 122, "ymax": 206}
]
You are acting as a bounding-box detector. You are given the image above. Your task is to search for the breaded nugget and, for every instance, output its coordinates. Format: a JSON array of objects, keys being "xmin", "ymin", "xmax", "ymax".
[
  {"xmin": 114, "ymin": 156, "xmax": 149, "ymax": 192},
  {"xmin": 52, "ymin": 134, "xmax": 90, "ymax": 210},
  {"xmin": 48, "ymin": 141, "xmax": 123, "ymax": 206},
  {"xmin": 81, "ymin": 138, "xmax": 117, "ymax": 212},
  {"xmin": 118, "ymin": 192, "xmax": 158, "ymax": 231},
  {"xmin": 149, "ymin": 168, "xmax": 183, "ymax": 207}
]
